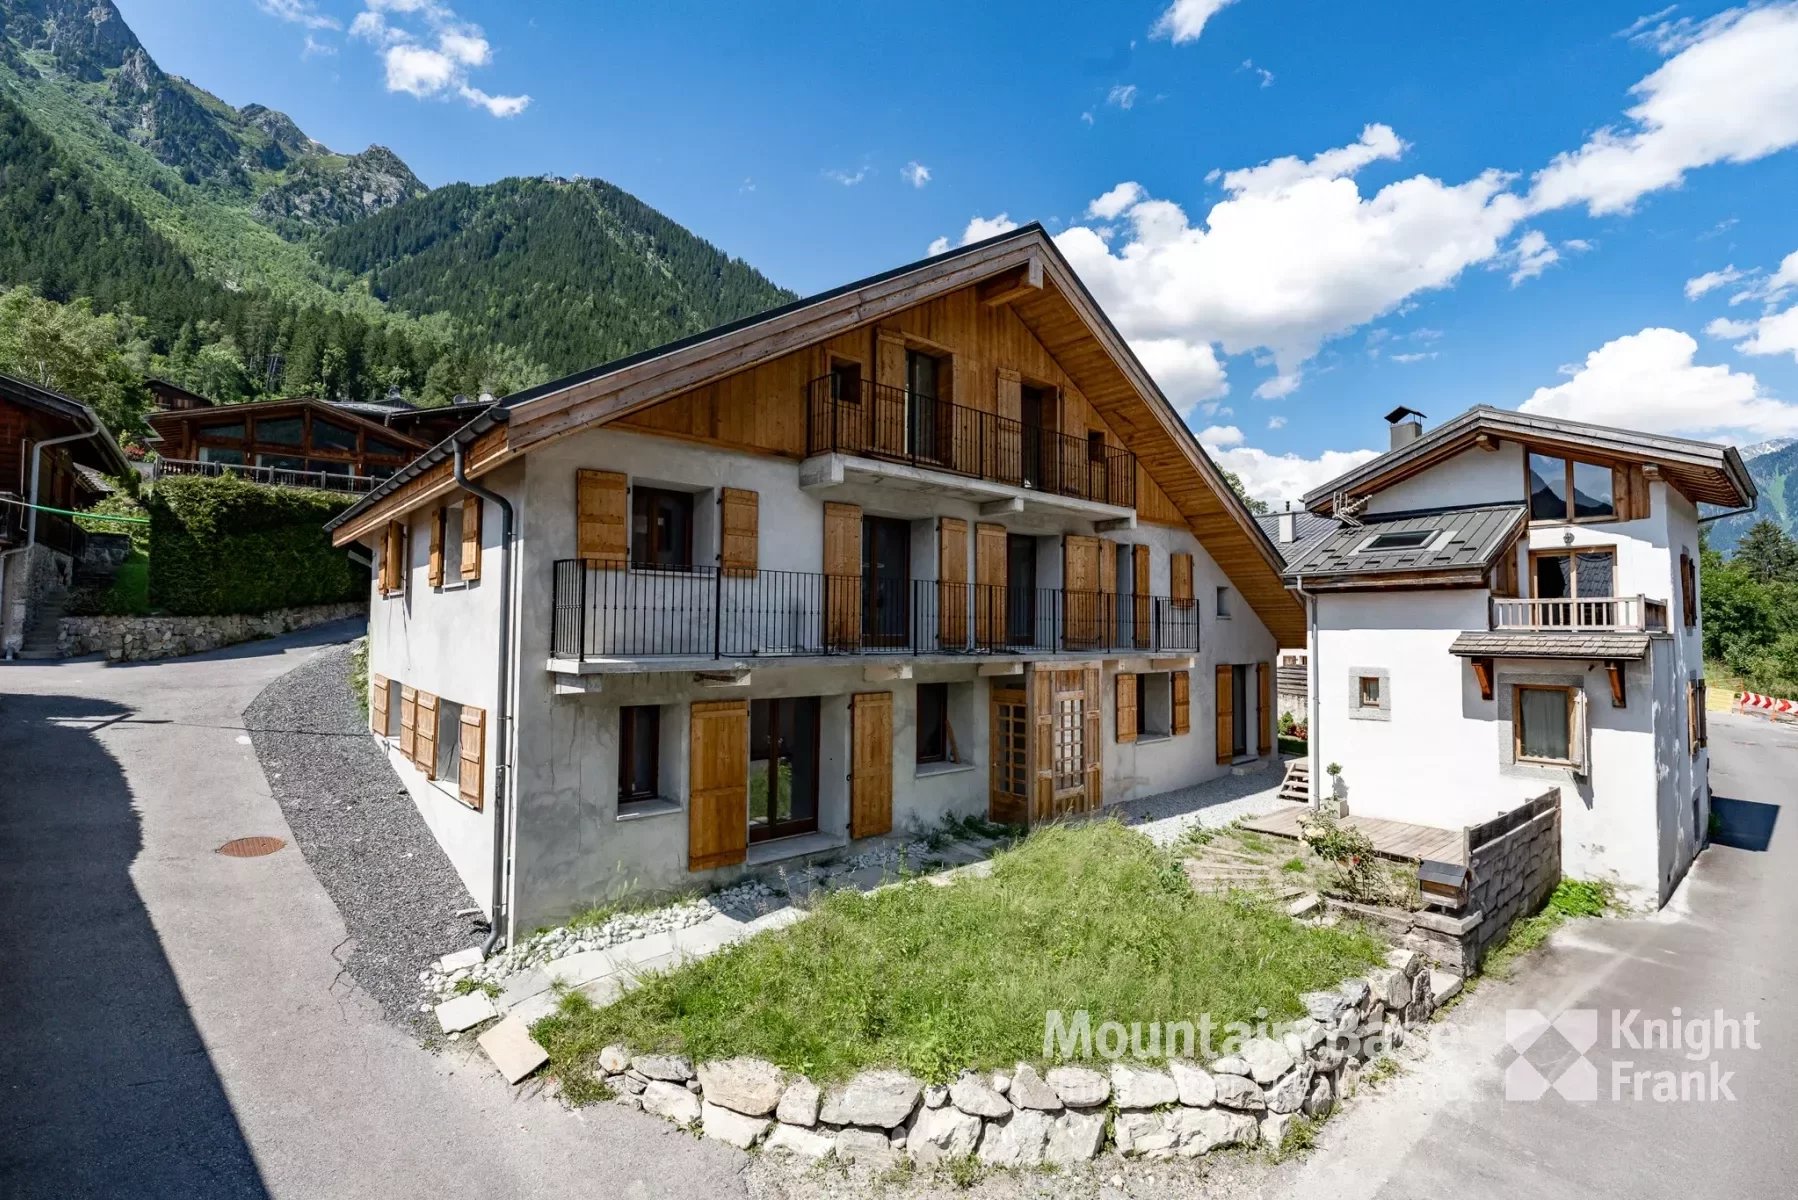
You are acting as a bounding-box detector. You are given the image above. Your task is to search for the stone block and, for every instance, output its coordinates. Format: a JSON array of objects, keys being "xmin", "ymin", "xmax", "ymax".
[
  {"xmin": 1110, "ymin": 1063, "xmax": 1179, "ymax": 1109},
  {"xmin": 1169, "ymin": 1060, "xmax": 1216, "ymax": 1107},
  {"xmin": 833, "ymin": 1127, "xmax": 900, "ymax": 1166},
  {"xmin": 1212, "ymin": 1072, "xmax": 1266, "ymax": 1111},
  {"xmin": 642, "ymin": 1080, "xmax": 702, "ymax": 1126},
  {"xmin": 701, "ymin": 1101, "xmax": 770, "ymax": 1149},
  {"xmin": 906, "ymin": 1105, "xmax": 983, "ymax": 1166},
  {"xmin": 477, "ymin": 1016, "xmax": 548, "ymax": 1084},
  {"xmin": 763, "ymin": 1122, "xmax": 834, "ymax": 1159},
  {"xmin": 434, "ymin": 991, "xmax": 496, "ymax": 1034},
  {"xmin": 776, "ymin": 1078, "xmax": 822, "ymax": 1126},
  {"xmin": 1045, "ymin": 1066, "xmax": 1109, "ymax": 1108},
  {"xmin": 977, "ymin": 1108, "xmax": 1053, "ymax": 1167},
  {"xmin": 1044, "ymin": 1108, "xmax": 1106, "ymax": 1165},
  {"xmin": 633, "ymin": 1053, "xmax": 695, "ymax": 1082},
  {"xmin": 1007, "ymin": 1063, "xmax": 1062, "ymax": 1111},
  {"xmin": 597, "ymin": 1044, "xmax": 631, "ymax": 1074},
  {"xmin": 949, "ymin": 1072, "xmax": 1011, "ymax": 1118},
  {"xmin": 819, "ymin": 1070, "xmax": 922, "ymax": 1128},
  {"xmin": 1239, "ymin": 1035, "xmax": 1297, "ymax": 1084},
  {"xmin": 1265, "ymin": 1064, "xmax": 1313, "ymax": 1114},
  {"xmin": 1169, "ymin": 1106, "xmax": 1259, "ymax": 1155},
  {"xmin": 697, "ymin": 1057, "xmax": 784, "ymax": 1117}
]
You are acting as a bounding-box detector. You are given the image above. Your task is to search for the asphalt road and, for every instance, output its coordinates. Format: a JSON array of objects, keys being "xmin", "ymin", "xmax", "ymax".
[
  {"xmin": 1266, "ymin": 707, "xmax": 1798, "ymax": 1200},
  {"xmin": 0, "ymin": 624, "xmax": 749, "ymax": 1200}
]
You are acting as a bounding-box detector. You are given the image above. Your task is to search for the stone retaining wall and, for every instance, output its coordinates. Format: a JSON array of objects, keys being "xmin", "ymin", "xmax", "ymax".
[
  {"xmin": 593, "ymin": 948, "xmax": 1453, "ymax": 1168},
  {"xmin": 58, "ymin": 601, "xmax": 366, "ymax": 661}
]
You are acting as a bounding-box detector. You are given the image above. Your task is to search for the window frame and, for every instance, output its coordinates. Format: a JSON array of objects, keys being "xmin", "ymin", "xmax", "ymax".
[
  {"xmin": 629, "ymin": 485, "xmax": 697, "ymax": 571},
  {"xmin": 1216, "ymin": 585, "xmax": 1232, "ymax": 619},
  {"xmin": 1527, "ymin": 451, "xmax": 1618, "ymax": 525},
  {"xmin": 916, "ymin": 681, "xmax": 949, "ymax": 764},
  {"xmin": 1358, "ymin": 675, "xmax": 1382, "ymax": 707},
  {"xmin": 1513, "ymin": 684, "xmax": 1576, "ymax": 766},
  {"xmin": 1528, "ymin": 546, "xmax": 1618, "ymax": 601},
  {"xmin": 434, "ymin": 698, "xmax": 464, "ymax": 785},
  {"xmin": 1137, "ymin": 671, "xmax": 1172, "ymax": 739},
  {"xmin": 617, "ymin": 705, "xmax": 662, "ymax": 805}
]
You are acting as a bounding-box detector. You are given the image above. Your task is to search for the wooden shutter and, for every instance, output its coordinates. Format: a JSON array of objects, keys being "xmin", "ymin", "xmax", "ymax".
[
  {"xmin": 399, "ymin": 685, "xmax": 418, "ymax": 758},
  {"xmin": 370, "ymin": 673, "xmax": 389, "ymax": 735},
  {"xmin": 1213, "ymin": 665, "xmax": 1231, "ymax": 762},
  {"xmin": 1257, "ymin": 661, "xmax": 1272, "ymax": 754},
  {"xmin": 1132, "ymin": 545, "xmax": 1151, "ymax": 648},
  {"xmin": 689, "ymin": 699, "xmax": 749, "ymax": 870},
  {"xmin": 428, "ymin": 505, "xmax": 445, "ymax": 587},
  {"xmin": 874, "ymin": 331, "xmax": 907, "ymax": 458},
  {"xmin": 1099, "ymin": 540, "xmax": 1119, "ymax": 648},
  {"xmin": 458, "ymin": 705, "xmax": 485, "ymax": 810},
  {"xmin": 937, "ymin": 517, "xmax": 969, "ymax": 648},
  {"xmin": 1031, "ymin": 668, "xmax": 1055, "ymax": 825},
  {"xmin": 577, "ymin": 469, "xmax": 628, "ymax": 568},
  {"xmin": 1083, "ymin": 666, "xmax": 1103, "ymax": 811},
  {"xmin": 1170, "ymin": 552, "xmax": 1194, "ymax": 609},
  {"xmin": 1697, "ymin": 680, "xmax": 1709, "ymax": 748},
  {"xmin": 1116, "ymin": 671, "xmax": 1138, "ymax": 743},
  {"xmin": 461, "ymin": 495, "xmax": 482, "ymax": 582},
  {"xmin": 993, "ymin": 368, "xmax": 1022, "ymax": 483},
  {"xmin": 1681, "ymin": 552, "xmax": 1698, "ymax": 627},
  {"xmin": 381, "ymin": 521, "xmax": 404, "ymax": 593},
  {"xmin": 850, "ymin": 691, "xmax": 894, "ymax": 838},
  {"xmin": 413, "ymin": 691, "xmax": 439, "ymax": 778},
  {"xmin": 975, "ymin": 522, "xmax": 1007, "ymax": 646},
  {"xmin": 1063, "ymin": 535, "xmax": 1100, "ymax": 647},
  {"xmin": 719, "ymin": 487, "xmax": 759, "ymax": 578},
  {"xmin": 1173, "ymin": 669, "xmax": 1191, "ymax": 737},
  {"xmin": 823, "ymin": 501, "xmax": 862, "ymax": 648}
]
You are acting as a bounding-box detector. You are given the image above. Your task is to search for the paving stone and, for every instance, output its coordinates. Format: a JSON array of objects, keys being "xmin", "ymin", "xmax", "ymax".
[
  {"xmin": 476, "ymin": 1016, "xmax": 548, "ymax": 1084},
  {"xmin": 701, "ymin": 1101, "xmax": 770, "ymax": 1149},
  {"xmin": 434, "ymin": 991, "xmax": 496, "ymax": 1033},
  {"xmin": 776, "ymin": 1078, "xmax": 822, "ymax": 1126},
  {"xmin": 497, "ymin": 967, "xmax": 550, "ymax": 1009},
  {"xmin": 436, "ymin": 946, "xmax": 483, "ymax": 973},
  {"xmin": 763, "ymin": 1122, "xmax": 835, "ymax": 1159},
  {"xmin": 543, "ymin": 949, "xmax": 623, "ymax": 987},
  {"xmin": 642, "ymin": 1080, "xmax": 702, "ymax": 1125},
  {"xmin": 1045, "ymin": 1066, "xmax": 1109, "ymax": 1108}
]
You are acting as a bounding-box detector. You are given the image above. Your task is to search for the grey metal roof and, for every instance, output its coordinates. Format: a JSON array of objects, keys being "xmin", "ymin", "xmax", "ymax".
[
  {"xmin": 1448, "ymin": 631, "xmax": 1652, "ymax": 660},
  {"xmin": 1300, "ymin": 405, "xmax": 1756, "ymax": 510},
  {"xmin": 1284, "ymin": 503, "xmax": 1524, "ymax": 580},
  {"xmin": 1253, "ymin": 510, "xmax": 1339, "ymax": 567}
]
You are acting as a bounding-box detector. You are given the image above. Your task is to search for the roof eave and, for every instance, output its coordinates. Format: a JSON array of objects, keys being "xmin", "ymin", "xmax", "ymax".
[{"xmin": 322, "ymin": 408, "xmax": 509, "ymax": 534}]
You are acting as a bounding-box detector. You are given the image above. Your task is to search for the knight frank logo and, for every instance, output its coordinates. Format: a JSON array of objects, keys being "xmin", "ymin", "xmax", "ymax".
[{"xmin": 1503, "ymin": 1007, "xmax": 1760, "ymax": 1103}]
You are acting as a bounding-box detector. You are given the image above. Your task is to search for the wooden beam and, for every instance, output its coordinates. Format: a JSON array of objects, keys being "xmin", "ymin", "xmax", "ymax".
[
  {"xmin": 1474, "ymin": 433, "xmax": 1500, "ymax": 452},
  {"xmin": 1471, "ymin": 657, "xmax": 1494, "ymax": 701},
  {"xmin": 977, "ymin": 257, "xmax": 1044, "ymax": 308},
  {"xmin": 1606, "ymin": 661, "xmax": 1627, "ymax": 708}
]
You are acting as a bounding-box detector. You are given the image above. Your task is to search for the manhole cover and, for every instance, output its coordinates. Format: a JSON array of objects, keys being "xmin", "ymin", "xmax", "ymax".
[{"xmin": 216, "ymin": 836, "xmax": 286, "ymax": 858}]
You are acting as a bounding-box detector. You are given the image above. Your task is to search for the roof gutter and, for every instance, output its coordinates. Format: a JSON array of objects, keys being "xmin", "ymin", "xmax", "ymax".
[
  {"xmin": 1698, "ymin": 503, "xmax": 1758, "ymax": 525},
  {"xmin": 453, "ymin": 438, "xmax": 517, "ymax": 957}
]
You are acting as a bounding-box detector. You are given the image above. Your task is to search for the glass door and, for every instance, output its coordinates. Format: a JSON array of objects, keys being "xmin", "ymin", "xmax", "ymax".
[
  {"xmin": 748, "ymin": 697, "xmax": 821, "ymax": 843},
  {"xmin": 905, "ymin": 350, "xmax": 941, "ymax": 464},
  {"xmin": 1006, "ymin": 534, "xmax": 1037, "ymax": 647},
  {"xmin": 862, "ymin": 516, "xmax": 911, "ymax": 647}
]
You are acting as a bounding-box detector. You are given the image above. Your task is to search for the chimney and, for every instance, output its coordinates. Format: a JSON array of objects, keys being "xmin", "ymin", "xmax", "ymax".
[
  {"xmin": 1276, "ymin": 501, "xmax": 1296, "ymax": 544},
  {"xmin": 1385, "ymin": 405, "xmax": 1427, "ymax": 450}
]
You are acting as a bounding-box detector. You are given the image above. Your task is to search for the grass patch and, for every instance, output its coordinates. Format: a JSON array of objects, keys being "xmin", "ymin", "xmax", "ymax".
[
  {"xmin": 452, "ymin": 977, "xmax": 501, "ymax": 1000},
  {"xmin": 1481, "ymin": 877, "xmax": 1618, "ymax": 979},
  {"xmin": 1272, "ymin": 1114, "xmax": 1319, "ymax": 1159},
  {"xmin": 1281, "ymin": 856, "xmax": 1308, "ymax": 874},
  {"xmin": 348, "ymin": 639, "xmax": 369, "ymax": 717},
  {"xmin": 532, "ymin": 820, "xmax": 1384, "ymax": 1087}
]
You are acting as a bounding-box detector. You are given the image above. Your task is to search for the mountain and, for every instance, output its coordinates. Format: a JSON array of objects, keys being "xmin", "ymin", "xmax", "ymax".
[
  {"xmin": 1711, "ymin": 440, "xmax": 1798, "ymax": 554},
  {"xmin": 1738, "ymin": 437, "xmax": 1797, "ymax": 462},
  {"xmin": 0, "ymin": 0, "xmax": 794, "ymax": 418}
]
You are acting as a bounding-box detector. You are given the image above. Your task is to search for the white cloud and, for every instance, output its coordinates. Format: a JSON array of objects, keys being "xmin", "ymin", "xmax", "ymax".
[
  {"xmin": 1529, "ymin": 3, "xmax": 1798, "ymax": 215},
  {"xmin": 902, "ymin": 161, "xmax": 931, "ymax": 189},
  {"xmin": 926, "ymin": 213, "xmax": 1021, "ymax": 257},
  {"xmin": 1717, "ymin": 307, "xmax": 1798, "ymax": 362},
  {"xmin": 1720, "ymin": 249, "xmax": 1798, "ymax": 306},
  {"xmin": 1106, "ymin": 84, "xmax": 1139, "ymax": 110},
  {"xmin": 1505, "ymin": 229, "xmax": 1560, "ymax": 285},
  {"xmin": 350, "ymin": 1, "xmax": 529, "ymax": 117},
  {"xmin": 1241, "ymin": 59, "xmax": 1275, "ymax": 88},
  {"xmin": 301, "ymin": 33, "xmax": 336, "ymax": 57},
  {"xmin": 1685, "ymin": 265, "xmax": 1746, "ymax": 299},
  {"xmin": 1130, "ymin": 337, "xmax": 1230, "ymax": 406},
  {"xmin": 1086, "ymin": 182, "xmax": 1145, "ymax": 221},
  {"xmin": 1520, "ymin": 327, "xmax": 1798, "ymax": 437},
  {"xmin": 1152, "ymin": 0, "xmax": 1240, "ymax": 44},
  {"xmin": 1197, "ymin": 424, "xmax": 1245, "ymax": 448},
  {"xmin": 824, "ymin": 166, "xmax": 869, "ymax": 186},
  {"xmin": 1080, "ymin": 111, "xmax": 1095, "ymax": 126},
  {"xmin": 258, "ymin": 0, "xmax": 339, "ymax": 30},
  {"xmin": 1267, "ymin": 415, "xmax": 1286, "ymax": 429},
  {"xmin": 1217, "ymin": 123, "xmax": 1404, "ymax": 194},
  {"xmin": 1389, "ymin": 351, "xmax": 1437, "ymax": 364},
  {"xmin": 1618, "ymin": 6, "xmax": 1680, "ymax": 43},
  {"xmin": 1207, "ymin": 443, "xmax": 1383, "ymax": 508}
]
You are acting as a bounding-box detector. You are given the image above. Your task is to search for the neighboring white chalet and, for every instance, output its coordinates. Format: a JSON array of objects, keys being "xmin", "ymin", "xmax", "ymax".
[
  {"xmin": 326, "ymin": 226, "xmax": 1299, "ymax": 941},
  {"xmin": 1289, "ymin": 406, "xmax": 1756, "ymax": 906}
]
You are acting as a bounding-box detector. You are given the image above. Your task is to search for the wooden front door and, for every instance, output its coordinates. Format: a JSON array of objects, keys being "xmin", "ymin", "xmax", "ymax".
[
  {"xmin": 989, "ymin": 685, "xmax": 1029, "ymax": 827},
  {"xmin": 1030, "ymin": 666, "xmax": 1102, "ymax": 824}
]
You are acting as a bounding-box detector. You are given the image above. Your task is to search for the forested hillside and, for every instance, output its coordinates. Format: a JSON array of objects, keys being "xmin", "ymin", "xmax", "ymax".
[
  {"xmin": 0, "ymin": 0, "xmax": 793, "ymax": 439},
  {"xmin": 1709, "ymin": 440, "xmax": 1798, "ymax": 553}
]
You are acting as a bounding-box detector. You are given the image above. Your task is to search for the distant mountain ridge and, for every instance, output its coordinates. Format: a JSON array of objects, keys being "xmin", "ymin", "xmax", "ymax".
[{"xmin": 1711, "ymin": 439, "xmax": 1798, "ymax": 554}]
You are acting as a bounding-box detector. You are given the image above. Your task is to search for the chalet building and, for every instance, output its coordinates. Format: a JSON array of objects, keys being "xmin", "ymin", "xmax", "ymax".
[
  {"xmin": 1253, "ymin": 506, "xmax": 1338, "ymax": 723},
  {"xmin": 1289, "ymin": 406, "xmax": 1755, "ymax": 906},
  {"xmin": 325, "ymin": 226, "xmax": 1301, "ymax": 939},
  {"xmin": 1, "ymin": 374, "xmax": 132, "ymax": 655}
]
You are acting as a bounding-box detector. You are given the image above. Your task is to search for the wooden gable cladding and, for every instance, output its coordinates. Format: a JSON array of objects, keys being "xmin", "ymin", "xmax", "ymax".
[
  {"xmin": 689, "ymin": 699, "xmax": 750, "ymax": 871},
  {"xmin": 333, "ymin": 424, "xmax": 509, "ymax": 547},
  {"xmin": 719, "ymin": 487, "xmax": 759, "ymax": 577}
]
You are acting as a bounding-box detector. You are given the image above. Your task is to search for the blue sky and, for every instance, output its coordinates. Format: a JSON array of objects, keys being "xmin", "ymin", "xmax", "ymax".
[{"xmin": 118, "ymin": 0, "xmax": 1798, "ymax": 502}]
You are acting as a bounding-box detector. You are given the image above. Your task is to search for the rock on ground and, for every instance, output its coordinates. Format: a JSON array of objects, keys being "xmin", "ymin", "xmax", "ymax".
[
  {"xmin": 701, "ymin": 1101, "xmax": 770, "ymax": 1149},
  {"xmin": 697, "ymin": 1058, "xmax": 784, "ymax": 1117},
  {"xmin": 641, "ymin": 1081, "xmax": 702, "ymax": 1125},
  {"xmin": 819, "ymin": 1070, "xmax": 922, "ymax": 1128}
]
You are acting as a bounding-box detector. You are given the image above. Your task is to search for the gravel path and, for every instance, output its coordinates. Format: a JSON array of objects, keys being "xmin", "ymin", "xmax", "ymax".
[{"xmin": 246, "ymin": 641, "xmax": 481, "ymax": 1037}]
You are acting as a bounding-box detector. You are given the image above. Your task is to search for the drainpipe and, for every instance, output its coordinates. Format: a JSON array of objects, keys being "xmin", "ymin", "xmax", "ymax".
[
  {"xmin": 1291, "ymin": 571, "xmax": 1321, "ymax": 809},
  {"xmin": 453, "ymin": 439, "xmax": 516, "ymax": 957},
  {"xmin": 2, "ymin": 426, "xmax": 104, "ymax": 659}
]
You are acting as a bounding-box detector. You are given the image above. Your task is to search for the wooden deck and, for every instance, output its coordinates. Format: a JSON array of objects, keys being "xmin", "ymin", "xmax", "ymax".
[{"xmin": 1239, "ymin": 805, "xmax": 1466, "ymax": 866}]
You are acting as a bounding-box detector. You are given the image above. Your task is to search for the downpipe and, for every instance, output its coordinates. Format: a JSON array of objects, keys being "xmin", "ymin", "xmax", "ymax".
[
  {"xmin": 1292, "ymin": 572, "xmax": 1321, "ymax": 809},
  {"xmin": 453, "ymin": 440, "xmax": 516, "ymax": 958},
  {"xmin": 2, "ymin": 425, "xmax": 104, "ymax": 660}
]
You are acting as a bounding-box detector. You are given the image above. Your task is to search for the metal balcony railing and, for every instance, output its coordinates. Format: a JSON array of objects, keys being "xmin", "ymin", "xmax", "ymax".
[
  {"xmin": 804, "ymin": 377, "xmax": 1137, "ymax": 509},
  {"xmin": 150, "ymin": 457, "xmax": 385, "ymax": 494},
  {"xmin": 1490, "ymin": 595, "xmax": 1668, "ymax": 633},
  {"xmin": 550, "ymin": 560, "xmax": 1199, "ymax": 661}
]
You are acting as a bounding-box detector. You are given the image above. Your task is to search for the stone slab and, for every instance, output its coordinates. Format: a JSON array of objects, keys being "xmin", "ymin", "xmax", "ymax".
[
  {"xmin": 434, "ymin": 991, "xmax": 496, "ymax": 1033},
  {"xmin": 436, "ymin": 946, "xmax": 483, "ymax": 973},
  {"xmin": 477, "ymin": 1016, "xmax": 548, "ymax": 1084}
]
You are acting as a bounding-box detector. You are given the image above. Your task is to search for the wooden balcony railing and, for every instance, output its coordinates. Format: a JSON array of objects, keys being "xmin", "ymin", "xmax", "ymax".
[
  {"xmin": 550, "ymin": 560, "xmax": 1198, "ymax": 661},
  {"xmin": 804, "ymin": 376, "xmax": 1137, "ymax": 509},
  {"xmin": 151, "ymin": 457, "xmax": 385, "ymax": 494},
  {"xmin": 1490, "ymin": 595, "xmax": 1668, "ymax": 633}
]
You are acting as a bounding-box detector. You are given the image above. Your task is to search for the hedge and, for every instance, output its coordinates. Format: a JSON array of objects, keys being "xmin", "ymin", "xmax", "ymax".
[{"xmin": 146, "ymin": 474, "xmax": 368, "ymax": 616}]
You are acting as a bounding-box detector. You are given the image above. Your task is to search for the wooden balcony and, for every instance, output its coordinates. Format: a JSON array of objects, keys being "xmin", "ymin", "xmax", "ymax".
[{"xmin": 1490, "ymin": 595, "xmax": 1668, "ymax": 633}]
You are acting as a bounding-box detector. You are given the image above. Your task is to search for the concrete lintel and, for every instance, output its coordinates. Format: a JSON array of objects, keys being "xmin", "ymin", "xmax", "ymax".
[
  {"xmin": 979, "ymin": 497, "xmax": 1026, "ymax": 516},
  {"xmin": 1414, "ymin": 908, "xmax": 1484, "ymax": 937},
  {"xmin": 552, "ymin": 673, "xmax": 603, "ymax": 696},
  {"xmin": 977, "ymin": 661, "xmax": 1024, "ymax": 677},
  {"xmin": 797, "ymin": 454, "xmax": 847, "ymax": 490},
  {"xmin": 1150, "ymin": 656, "xmax": 1197, "ymax": 671},
  {"xmin": 863, "ymin": 663, "xmax": 912, "ymax": 682},
  {"xmin": 694, "ymin": 670, "xmax": 751, "ymax": 688},
  {"xmin": 1094, "ymin": 516, "xmax": 1138, "ymax": 532}
]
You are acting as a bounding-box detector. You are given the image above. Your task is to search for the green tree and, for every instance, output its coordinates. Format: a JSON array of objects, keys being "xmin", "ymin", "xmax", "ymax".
[
  {"xmin": 0, "ymin": 287, "xmax": 151, "ymax": 436},
  {"xmin": 1220, "ymin": 469, "xmax": 1270, "ymax": 515},
  {"xmin": 1734, "ymin": 519, "xmax": 1798, "ymax": 585}
]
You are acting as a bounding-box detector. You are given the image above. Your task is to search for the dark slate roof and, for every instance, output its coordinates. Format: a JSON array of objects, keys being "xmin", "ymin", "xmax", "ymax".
[
  {"xmin": 1283, "ymin": 503, "xmax": 1524, "ymax": 580},
  {"xmin": 1253, "ymin": 510, "xmax": 1340, "ymax": 567},
  {"xmin": 1448, "ymin": 631, "xmax": 1652, "ymax": 660}
]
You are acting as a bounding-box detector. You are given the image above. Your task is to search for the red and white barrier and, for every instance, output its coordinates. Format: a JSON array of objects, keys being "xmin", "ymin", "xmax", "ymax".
[{"xmin": 1736, "ymin": 690, "xmax": 1798, "ymax": 716}]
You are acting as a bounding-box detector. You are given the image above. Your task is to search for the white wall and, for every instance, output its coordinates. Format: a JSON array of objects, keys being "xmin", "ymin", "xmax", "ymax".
[{"xmin": 1363, "ymin": 443, "xmax": 1525, "ymax": 515}]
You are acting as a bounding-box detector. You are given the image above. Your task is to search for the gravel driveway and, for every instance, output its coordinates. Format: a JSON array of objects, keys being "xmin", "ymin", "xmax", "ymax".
[{"xmin": 245, "ymin": 641, "xmax": 481, "ymax": 1037}]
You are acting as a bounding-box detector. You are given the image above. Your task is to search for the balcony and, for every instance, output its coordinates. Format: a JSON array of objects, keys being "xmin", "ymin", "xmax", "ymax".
[
  {"xmin": 802, "ymin": 377, "xmax": 1137, "ymax": 518},
  {"xmin": 1490, "ymin": 595, "xmax": 1669, "ymax": 633},
  {"xmin": 150, "ymin": 456, "xmax": 385, "ymax": 494},
  {"xmin": 549, "ymin": 560, "xmax": 1198, "ymax": 664}
]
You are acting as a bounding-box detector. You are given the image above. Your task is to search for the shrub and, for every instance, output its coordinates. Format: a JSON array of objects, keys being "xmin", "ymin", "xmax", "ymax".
[{"xmin": 146, "ymin": 474, "xmax": 367, "ymax": 615}]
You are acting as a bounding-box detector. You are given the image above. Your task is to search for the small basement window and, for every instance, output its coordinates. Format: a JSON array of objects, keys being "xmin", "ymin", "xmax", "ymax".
[
  {"xmin": 619, "ymin": 705, "xmax": 662, "ymax": 804},
  {"xmin": 435, "ymin": 698, "xmax": 464, "ymax": 783},
  {"xmin": 917, "ymin": 682, "xmax": 949, "ymax": 764},
  {"xmin": 1358, "ymin": 675, "xmax": 1382, "ymax": 707},
  {"xmin": 1364, "ymin": 529, "xmax": 1435, "ymax": 551}
]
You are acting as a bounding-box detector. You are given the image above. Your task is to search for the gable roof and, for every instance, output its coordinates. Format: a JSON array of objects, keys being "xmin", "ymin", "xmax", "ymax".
[
  {"xmin": 0, "ymin": 373, "xmax": 132, "ymax": 477},
  {"xmin": 327, "ymin": 224, "xmax": 1303, "ymax": 642},
  {"xmin": 1284, "ymin": 502, "xmax": 1525, "ymax": 587},
  {"xmin": 1253, "ymin": 510, "xmax": 1340, "ymax": 568},
  {"xmin": 1302, "ymin": 405, "xmax": 1757, "ymax": 513},
  {"xmin": 146, "ymin": 394, "xmax": 431, "ymax": 451}
]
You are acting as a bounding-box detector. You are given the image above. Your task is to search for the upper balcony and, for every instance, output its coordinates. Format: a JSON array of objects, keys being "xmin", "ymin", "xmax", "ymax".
[
  {"xmin": 1490, "ymin": 595, "xmax": 1669, "ymax": 633},
  {"xmin": 548, "ymin": 560, "xmax": 1197, "ymax": 668},
  {"xmin": 801, "ymin": 377, "xmax": 1137, "ymax": 524}
]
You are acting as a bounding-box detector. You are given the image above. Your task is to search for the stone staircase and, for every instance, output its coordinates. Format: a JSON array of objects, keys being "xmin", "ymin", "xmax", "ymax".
[
  {"xmin": 1278, "ymin": 758, "xmax": 1311, "ymax": 804},
  {"xmin": 15, "ymin": 587, "xmax": 68, "ymax": 659}
]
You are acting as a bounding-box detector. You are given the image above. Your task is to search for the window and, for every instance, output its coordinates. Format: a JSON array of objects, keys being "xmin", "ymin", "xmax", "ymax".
[
  {"xmin": 1515, "ymin": 685, "xmax": 1574, "ymax": 764},
  {"xmin": 435, "ymin": 698, "xmax": 464, "ymax": 782},
  {"xmin": 366, "ymin": 435, "xmax": 410, "ymax": 458},
  {"xmin": 312, "ymin": 418, "xmax": 358, "ymax": 453},
  {"xmin": 198, "ymin": 446, "xmax": 245, "ymax": 466},
  {"xmin": 905, "ymin": 349, "xmax": 946, "ymax": 462},
  {"xmin": 197, "ymin": 420, "xmax": 245, "ymax": 443},
  {"xmin": 1365, "ymin": 529, "xmax": 1434, "ymax": 551},
  {"xmin": 1088, "ymin": 430, "xmax": 1107, "ymax": 463},
  {"xmin": 1358, "ymin": 675, "xmax": 1382, "ymax": 707},
  {"xmin": 1348, "ymin": 667, "xmax": 1390, "ymax": 721},
  {"xmin": 1216, "ymin": 586, "xmax": 1233, "ymax": 618},
  {"xmin": 1532, "ymin": 549, "xmax": 1617, "ymax": 626},
  {"xmin": 257, "ymin": 416, "xmax": 304, "ymax": 447},
  {"xmin": 749, "ymin": 697, "xmax": 821, "ymax": 841},
  {"xmin": 1529, "ymin": 452, "xmax": 1616, "ymax": 523},
  {"xmin": 829, "ymin": 359, "xmax": 863, "ymax": 404},
  {"xmin": 618, "ymin": 706, "xmax": 661, "ymax": 804},
  {"xmin": 630, "ymin": 486, "xmax": 694, "ymax": 569},
  {"xmin": 384, "ymin": 678, "xmax": 402, "ymax": 737},
  {"xmin": 440, "ymin": 502, "xmax": 464, "ymax": 585},
  {"xmin": 1138, "ymin": 672, "xmax": 1172, "ymax": 738},
  {"xmin": 1052, "ymin": 694, "xmax": 1086, "ymax": 788},
  {"xmin": 916, "ymin": 682, "xmax": 949, "ymax": 763}
]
